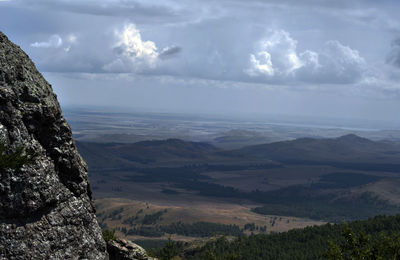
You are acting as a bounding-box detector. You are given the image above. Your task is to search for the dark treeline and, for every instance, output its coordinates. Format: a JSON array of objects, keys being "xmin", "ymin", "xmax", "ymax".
[
  {"xmin": 125, "ymin": 226, "xmax": 164, "ymax": 237},
  {"xmin": 176, "ymin": 179, "xmax": 398, "ymax": 222},
  {"xmin": 142, "ymin": 210, "xmax": 166, "ymax": 225},
  {"xmin": 120, "ymin": 221, "xmax": 244, "ymax": 238},
  {"xmin": 281, "ymin": 159, "xmax": 400, "ymax": 173},
  {"xmin": 183, "ymin": 214, "xmax": 400, "ymax": 260},
  {"xmin": 313, "ymin": 172, "xmax": 382, "ymax": 189},
  {"xmin": 160, "ymin": 221, "xmax": 243, "ymax": 237},
  {"xmin": 94, "ymin": 163, "xmax": 281, "ymax": 183}
]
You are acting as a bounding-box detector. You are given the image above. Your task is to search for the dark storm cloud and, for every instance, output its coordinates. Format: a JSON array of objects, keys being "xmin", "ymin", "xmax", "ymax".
[
  {"xmin": 159, "ymin": 46, "xmax": 182, "ymax": 59},
  {"xmin": 7, "ymin": 0, "xmax": 218, "ymax": 25},
  {"xmin": 11, "ymin": 0, "xmax": 178, "ymax": 17},
  {"xmin": 387, "ymin": 38, "xmax": 400, "ymax": 68}
]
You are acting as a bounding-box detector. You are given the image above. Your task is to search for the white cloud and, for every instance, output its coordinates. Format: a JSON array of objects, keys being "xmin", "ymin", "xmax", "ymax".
[
  {"xmin": 104, "ymin": 23, "xmax": 180, "ymax": 73},
  {"xmin": 245, "ymin": 30, "xmax": 302, "ymax": 78},
  {"xmin": 119, "ymin": 24, "xmax": 158, "ymax": 65},
  {"xmin": 245, "ymin": 30, "xmax": 366, "ymax": 84},
  {"xmin": 67, "ymin": 34, "xmax": 77, "ymax": 44},
  {"xmin": 314, "ymin": 40, "xmax": 366, "ymax": 83},
  {"xmin": 299, "ymin": 50, "xmax": 320, "ymax": 70},
  {"xmin": 104, "ymin": 23, "xmax": 159, "ymax": 72},
  {"xmin": 63, "ymin": 34, "xmax": 77, "ymax": 52},
  {"xmin": 31, "ymin": 34, "xmax": 63, "ymax": 48},
  {"xmin": 30, "ymin": 33, "xmax": 78, "ymax": 53},
  {"xmin": 247, "ymin": 51, "xmax": 274, "ymax": 76}
]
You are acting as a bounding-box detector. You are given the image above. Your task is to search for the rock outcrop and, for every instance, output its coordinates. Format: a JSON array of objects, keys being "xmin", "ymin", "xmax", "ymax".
[
  {"xmin": 0, "ymin": 32, "xmax": 107, "ymax": 259},
  {"xmin": 107, "ymin": 239, "xmax": 157, "ymax": 260}
]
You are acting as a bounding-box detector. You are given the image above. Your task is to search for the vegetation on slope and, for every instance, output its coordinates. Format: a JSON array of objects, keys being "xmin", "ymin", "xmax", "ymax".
[
  {"xmin": 118, "ymin": 221, "xmax": 244, "ymax": 238},
  {"xmin": 0, "ymin": 140, "xmax": 37, "ymax": 170},
  {"xmin": 85, "ymin": 136, "xmax": 400, "ymax": 222},
  {"xmin": 181, "ymin": 214, "xmax": 400, "ymax": 259}
]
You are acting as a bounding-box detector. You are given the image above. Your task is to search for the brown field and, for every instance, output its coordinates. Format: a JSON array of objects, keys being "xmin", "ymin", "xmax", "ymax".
[{"xmin": 95, "ymin": 197, "xmax": 325, "ymax": 241}]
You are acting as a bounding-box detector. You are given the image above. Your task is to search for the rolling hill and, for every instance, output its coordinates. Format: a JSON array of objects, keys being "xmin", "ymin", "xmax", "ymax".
[
  {"xmin": 79, "ymin": 134, "xmax": 400, "ymax": 224},
  {"xmin": 233, "ymin": 134, "xmax": 400, "ymax": 163},
  {"xmin": 79, "ymin": 134, "xmax": 400, "ymax": 169},
  {"xmin": 76, "ymin": 139, "xmax": 220, "ymax": 169}
]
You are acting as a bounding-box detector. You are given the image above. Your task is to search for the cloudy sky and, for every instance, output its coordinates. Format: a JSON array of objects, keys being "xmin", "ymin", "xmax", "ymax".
[{"xmin": 1, "ymin": 0, "xmax": 400, "ymax": 122}]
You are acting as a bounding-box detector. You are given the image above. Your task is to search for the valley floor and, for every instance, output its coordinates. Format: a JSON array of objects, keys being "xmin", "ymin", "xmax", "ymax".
[{"xmin": 95, "ymin": 197, "xmax": 324, "ymax": 242}]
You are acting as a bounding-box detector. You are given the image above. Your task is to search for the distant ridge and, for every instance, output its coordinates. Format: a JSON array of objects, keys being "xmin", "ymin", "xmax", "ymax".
[
  {"xmin": 232, "ymin": 134, "xmax": 400, "ymax": 164},
  {"xmin": 133, "ymin": 138, "xmax": 217, "ymax": 150},
  {"xmin": 335, "ymin": 133, "xmax": 374, "ymax": 143},
  {"xmin": 77, "ymin": 134, "xmax": 400, "ymax": 171},
  {"xmin": 76, "ymin": 139, "xmax": 219, "ymax": 168}
]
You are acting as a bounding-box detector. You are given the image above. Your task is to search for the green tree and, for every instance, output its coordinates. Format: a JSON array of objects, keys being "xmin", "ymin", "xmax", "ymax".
[
  {"xmin": 325, "ymin": 225, "xmax": 400, "ymax": 260},
  {"xmin": 158, "ymin": 237, "xmax": 178, "ymax": 260}
]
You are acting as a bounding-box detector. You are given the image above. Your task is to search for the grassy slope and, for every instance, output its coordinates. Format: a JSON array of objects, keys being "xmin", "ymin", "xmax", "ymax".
[{"xmin": 95, "ymin": 198, "xmax": 323, "ymax": 241}]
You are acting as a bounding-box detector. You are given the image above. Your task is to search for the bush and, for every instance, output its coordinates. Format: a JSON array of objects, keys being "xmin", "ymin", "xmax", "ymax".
[
  {"xmin": 0, "ymin": 140, "xmax": 37, "ymax": 170},
  {"xmin": 102, "ymin": 229, "xmax": 117, "ymax": 242}
]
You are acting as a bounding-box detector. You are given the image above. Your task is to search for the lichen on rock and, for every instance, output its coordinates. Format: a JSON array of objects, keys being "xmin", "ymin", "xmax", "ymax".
[{"xmin": 107, "ymin": 239, "xmax": 158, "ymax": 260}]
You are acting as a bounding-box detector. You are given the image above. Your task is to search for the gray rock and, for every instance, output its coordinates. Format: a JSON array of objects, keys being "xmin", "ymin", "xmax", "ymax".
[
  {"xmin": 0, "ymin": 31, "xmax": 107, "ymax": 259},
  {"xmin": 107, "ymin": 239, "xmax": 157, "ymax": 260}
]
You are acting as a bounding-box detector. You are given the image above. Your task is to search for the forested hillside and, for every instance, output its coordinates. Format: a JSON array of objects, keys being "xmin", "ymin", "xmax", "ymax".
[{"xmin": 169, "ymin": 214, "xmax": 400, "ymax": 259}]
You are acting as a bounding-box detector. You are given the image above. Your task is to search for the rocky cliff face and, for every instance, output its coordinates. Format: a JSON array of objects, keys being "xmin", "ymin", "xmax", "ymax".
[{"xmin": 0, "ymin": 32, "xmax": 107, "ymax": 259}]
